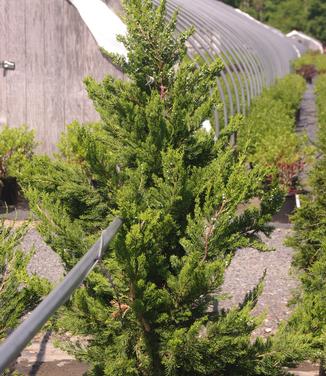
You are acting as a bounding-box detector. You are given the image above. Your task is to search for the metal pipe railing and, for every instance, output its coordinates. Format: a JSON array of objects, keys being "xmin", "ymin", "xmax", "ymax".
[{"xmin": 0, "ymin": 217, "xmax": 123, "ymax": 373}]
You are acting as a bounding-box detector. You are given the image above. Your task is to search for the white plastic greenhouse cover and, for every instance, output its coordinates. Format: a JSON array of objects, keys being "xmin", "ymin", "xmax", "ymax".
[
  {"xmin": 70, "ymin": 0, "xmax": 309, "ymax": 134},
  {"xmin": 69, "ymin": 0, "xmax": 127, "ymax": 57},
  {"xmin": 287, "ymin": 30, "xmax": 323, "ymax": 54}
]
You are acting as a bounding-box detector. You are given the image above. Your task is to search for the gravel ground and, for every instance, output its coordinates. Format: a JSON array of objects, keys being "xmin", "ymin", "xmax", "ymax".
[
  {"xmin": 297, "ymin": 82, "xmax": 317, "ymax": 144},
  {"xmin": 219, "ymin": 227, "xmax": 299, "ymax": 338},
  {"xmin": 0, "ymin": 196, "xmax": 31, "ymax": 221},
  {"xmin": 297, "ymin": 81, "xmax": 317, "ymax": 191},
  {"xmin": 1, "ymin": 198, "xmax": 64, "ymax": 285},
  {"xmin": 20, "ymin": 228, "xmax": 65, "ymax": 285}
]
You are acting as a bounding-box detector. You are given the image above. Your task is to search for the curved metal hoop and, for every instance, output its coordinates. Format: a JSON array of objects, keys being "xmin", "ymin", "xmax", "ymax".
[{"xmin": 154, "ymin": 0, "xmax": 302, "ymax": 135}]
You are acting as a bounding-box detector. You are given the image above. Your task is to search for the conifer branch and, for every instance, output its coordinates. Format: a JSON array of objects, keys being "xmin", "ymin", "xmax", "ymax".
[{"xmin": 202, "ymin": 199, "xmax": 228, "ymax": 262}]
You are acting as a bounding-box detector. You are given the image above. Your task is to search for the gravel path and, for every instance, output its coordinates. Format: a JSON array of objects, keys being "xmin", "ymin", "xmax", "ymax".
[
  {"xmin": 297, "ymin": 82, "xmax": 317, "ymax": 144},
  {"xmin": 296, "ymin": 81, "xmax": 317, "ymax": 191},
  {"xmin": 13, "ymin": 226, "xmax": 69, "ymax": 373},
  {"xmin": 219, "ymin": 227, "xmax": 299, "ymax": 337},
  {"xmin": 21, "ymin": 228, "xmax": 65, "ymax": 285}
]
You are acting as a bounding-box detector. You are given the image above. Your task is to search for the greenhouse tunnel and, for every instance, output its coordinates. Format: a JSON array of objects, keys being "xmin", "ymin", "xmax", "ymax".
[
  {"xmin": 153, "ymin": 0, "xmax": 306, "ymax": 133},
  {"xmin": 0, "ymin": 0, "xmax": 307, "ymax": 153}
]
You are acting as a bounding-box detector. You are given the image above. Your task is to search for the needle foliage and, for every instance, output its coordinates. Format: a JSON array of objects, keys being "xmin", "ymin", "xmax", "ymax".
[{"xmin": 19, "ymin": 1, "xmax": 287, "ymax": 374}]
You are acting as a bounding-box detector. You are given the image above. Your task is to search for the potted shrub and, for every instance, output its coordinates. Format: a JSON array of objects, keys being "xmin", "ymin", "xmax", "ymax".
[
  {"xmin": 277, "ymin": 159, "xmax": 305, "ymax": 195},
  {"xmin": 296, "ymin": 64, "xmax": 317, "ymax": 84},
  {"xmin": 0, "ymin": 126, "xmax": 35, "ymax": 206}
]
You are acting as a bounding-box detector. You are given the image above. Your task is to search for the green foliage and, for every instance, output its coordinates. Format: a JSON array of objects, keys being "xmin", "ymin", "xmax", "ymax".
[
  {"xmin": 305, "ymin": 0, "xmax": 326, "ymax": 45},
  {"xmin": 263, "ymin": 0, "xmax": 307, "ymax": 33},
  {"xmin": 18, "ymin": 1, "xmax": 293, "ymax": 375},
  {"xmin": 0, "ymin": 222, "xmax": 50, "ymax": 375},
  {"xmin": 237, "ymin": 74, "xmax": 308, "ymax": 190},
  {"xmin": 0, "ymin": 127, "xmax": 46, "ymax": 373},
  {"xmin": 293, "ymin": 53, "xmax": 326, "ymax": 75},
  {"xmin": 19, "ymin": 153, "xmax": 112, "ymax": 235},
  {"xmin": 0, "ymin": 222, "xmax": 50, "ymax": 342},
  {"xmin": 315, "ymin": 74, "xmax": 326, "ymax": 154},
  {"xmin": 221, "ymin": 0, "xmax": 326, "ymax": 44},
  {"xmin": 0, "ymin": 125, "xmax": 35, "ymax": 179},
  {"xmin": 105, "ymin": 0, "xmax": 195, "ymax": 94},
  {"xmin": 284, "ymin": 74, "xmax": 326, "ymax": 368}
]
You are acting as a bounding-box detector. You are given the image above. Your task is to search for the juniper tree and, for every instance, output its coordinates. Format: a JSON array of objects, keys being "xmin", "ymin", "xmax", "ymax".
[{"xmin": 20, "ymin": 1, "xmax": 286, "ymax": 374}]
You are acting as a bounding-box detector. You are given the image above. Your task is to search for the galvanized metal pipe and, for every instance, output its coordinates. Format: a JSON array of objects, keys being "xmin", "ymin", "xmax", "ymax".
[{"xmin": 0, "ymin": 217, "xmax": 123, "ymax": 374}]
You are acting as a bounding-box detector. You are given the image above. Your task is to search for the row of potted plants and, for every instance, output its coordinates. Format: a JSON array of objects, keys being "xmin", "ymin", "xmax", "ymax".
[
  {"xmin": 293, "ymin": 52, "xmax": 326, "ymax": 83},
  {"xmin": 237, "ymin": 73, "xmax": 310, "ymax": 198}
]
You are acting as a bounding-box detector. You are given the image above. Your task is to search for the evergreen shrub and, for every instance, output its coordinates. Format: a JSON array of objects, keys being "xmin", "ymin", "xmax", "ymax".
[
  {"xmin": 0, "ymin": 126, "xmax": 35, "ymax": 180},
  {"xmin": 0, "ymin": 126, "xmax": 35, "ymax": 204},
  {"xmin": 237, "ymin": 74, "xmax": 308, "ymax": 192},
  {"xmin": 17, "ymin": 1, "xmax": 293, "ymax": 375}
]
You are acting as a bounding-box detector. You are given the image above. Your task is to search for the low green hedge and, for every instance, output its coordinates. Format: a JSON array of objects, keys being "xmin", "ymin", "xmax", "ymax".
[
  {"xmin": 293, "ymin": 52, "xmax": 326, "ymax": 75},
  {"xmin": 315, "ymin": 74, "xmax": 326, "ymax": 153},
  {"xmin": 237, "ymin": 74, "xmax": 308, "ymax": 190}
]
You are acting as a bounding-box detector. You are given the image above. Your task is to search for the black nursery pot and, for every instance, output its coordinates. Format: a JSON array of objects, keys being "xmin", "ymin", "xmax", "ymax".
[{"xmin": 0, "ymin": 176, "xmax": 19, "ymax": 205}]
